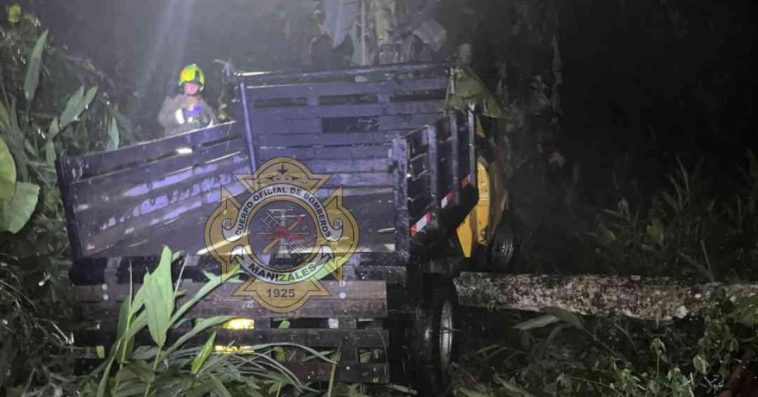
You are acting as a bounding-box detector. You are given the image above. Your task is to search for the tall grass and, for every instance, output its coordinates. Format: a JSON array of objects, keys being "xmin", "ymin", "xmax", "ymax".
[{"xmin": 593, "ymin": 154, "xmax": 758, "ymax": 281}]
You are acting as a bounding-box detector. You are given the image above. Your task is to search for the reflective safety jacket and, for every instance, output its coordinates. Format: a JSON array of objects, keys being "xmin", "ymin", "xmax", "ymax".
[{"xmin": 157, "ymin": 94, "xmax": 217, "ymax": 137}]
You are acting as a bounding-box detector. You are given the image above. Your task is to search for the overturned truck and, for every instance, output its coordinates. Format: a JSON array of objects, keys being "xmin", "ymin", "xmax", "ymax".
[{"xmin": 56, "ymin": 63, "xmax": 515, "ymax": 395}]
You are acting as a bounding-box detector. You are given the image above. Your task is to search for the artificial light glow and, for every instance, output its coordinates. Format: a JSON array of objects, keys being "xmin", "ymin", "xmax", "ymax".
[
  {"xmin": 176, "ymin": 147, "xmax": 193, "ymax": 154},
  {"xmin": 223, "ymin": 318, "xmax": 255, "ymax": 330},
  {"xmin": 214, "ymin": 345, "xmax": 255, "ymax": 354}
]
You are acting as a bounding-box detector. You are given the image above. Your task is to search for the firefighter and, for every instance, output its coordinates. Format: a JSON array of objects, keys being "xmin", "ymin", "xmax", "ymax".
[{"xmin": 157, "ymin": 64, "xmax": 217, "ymax": 137}]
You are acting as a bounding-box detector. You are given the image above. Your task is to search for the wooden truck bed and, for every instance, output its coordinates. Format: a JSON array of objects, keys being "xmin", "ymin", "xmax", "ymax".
[{"xmin": 56, "ymin": 63, "xmax": 478, "ymax": 383}]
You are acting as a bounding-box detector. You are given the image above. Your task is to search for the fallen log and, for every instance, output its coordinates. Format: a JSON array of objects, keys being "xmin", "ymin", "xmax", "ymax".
[{"xmin": 454, "ymin": 272, "xmax": 758, "ymax": 321}]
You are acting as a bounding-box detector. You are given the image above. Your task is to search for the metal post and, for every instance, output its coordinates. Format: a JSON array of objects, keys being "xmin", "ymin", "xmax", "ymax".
[
  {"xmin": 426, "ymin": 125, "xmax": 439, "ymax": 226},
  {"xmin": 449, "ymin": 113, "xmax": 460, "ymax": 204},
  {"xmin": 467, "ymin": 107, "xmax": 477, "ymax": 188},
  {"xmin": 238, "ymin": 80, "xmax": 257, "ymax": 173},
  {"xmin": 361, "ymin": 0, "xmax": 367, "ymax": 66}
]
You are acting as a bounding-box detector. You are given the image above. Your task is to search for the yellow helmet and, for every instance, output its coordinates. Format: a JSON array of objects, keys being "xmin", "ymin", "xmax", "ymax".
[{"xmin": 178, "ymin": 64, "xmax": 205, "ymax": 89}]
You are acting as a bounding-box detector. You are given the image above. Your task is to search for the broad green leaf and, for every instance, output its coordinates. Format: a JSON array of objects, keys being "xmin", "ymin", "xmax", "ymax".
[
  {"xmin": 83, "ymin": 85, "xmax": 98, "ymax": 110},
  {"xmin": 143, "ymin": 272, "xmax": 170, "ymax": 347},
  {"xmin": 459, "ymin": 388, "xmax": 494, "ymax": 397},
  {"xmin": 191, "ymin": 331, "xmax": 217, "ymax": 375},
  {"xmin": 96, "ymin": 341, "xmax": 120, "ymax": 397},
  {"xmin": 542, "ymin": 307, "xmax": 584, "ymax": 330},
  {"xmin": 0, "ymin": 137, "xmax": 16, "ymax": 204},
  {"xmin": 47, "ymin": 118, "xmax": 60, "ymax": 141},
  {"xmin": 116, "ymin": 286, "xmax": 131, "ymax": 339},
  {"xmin": 413, "ymin": 19, "xmax": 447, "ymax": 52},
  {"xmin": 112, "ymin": 383, "xmax": 149, "ymax": 397},
  {"xmin": 273, "ymin": 346, "xmax": 287, "ymax": 362},
  {"xmin": 45, "ymin": 141, "xmax": 55, "ymax": 164},
  {"xmin": 124, "ymin": 311, "xmax": 148, "ymax": 342},
  {"xmin": 131, "ymin": 281, "xmax": 147, "ymax": 313},
  {"xmin": 693, "ymin": 354, "xmax": 708, "ymax": 375},
  {"xmin": 113, "ymin": 297, "xmax": 131, "ymax": 362},
  {"xmin": 142, "ymin": 247, "xmax": 175, "ymax": 347},
  {"xmin": 730, "ymin": 296, "xmax": 758, "ymax": 327},
  {"xmin": 322, "ymin": 0, "xmax": 359, "ymax": 48},
  {"xmin": 130, "ymin": 346, "xmax": 157, "ymax": 361},
  {"xmin": 114, "ymin": 296, "xmax": 136, "ymax": 363},
  {"xmin": 156, "ymin": 247, "xmax": 175, "ymax": 322},
  {"xmin": 513, "ymin": 314, "xmax": 559, "ymax": 331},
  {"xmin": 650, "ymin": 337, "xmax": 666, "ymax": 354},
  {"xmin": 125, "ymin": 360, "xmax": 155, "ymax": 383},
  {"xmin": 208, "ymin": 373, "xmax": 232, "ymax": 397},
  {"xmin": 59, "ymin": 85, "xmax": 98, "ymax": 129},
  {"xmin": 107, "ymin": 119, "xmax": 120, "ymax": 151},
  {"xmin": 164, "ymin": 316, "xmax": 233, "ymax": 358},
  {"xmin": 59, "ymin": 86, "xmax": 84, "ymax": 128},
  {"xmin": 170, "ymin": 263, "xmax": 239, "ymax": 325},
  {"xmin": 8, "ymin": 97, "xmax": 19, "ymax": 132},
  {"xmin": 1, "ymin": 182, "xmax": 39, "ymax": 233},
  {"xmin": 24, "ymin": 30, "xmax": 48, "ymax": 102},
  {"xmin": 493, "ymin": 375, "xmax": 537, "ymax": 397},
  {"xmin": 596, "ymin": 224, "xmax": 616, "ymax": 245},
  {"xmin": 45, "ymin": 119, "xmax": 60, "ymax": 164},
  {"xmin": 0, "ymin": 101, "xmax": 10, "ymax": 131},
  {"xmin": 646, "ymin": 218, "xmax": 665, "ymax": 246},
  {"xmin": 23, "ymin": 138, "xmax": 35, "ymax": 156},
  {"xmin": 446, "ymin": 67, "xmax": 505, "ymax": 119},
  {"xmin": 113, "ymin": 364, "xmax": 139, "ymax": 386}
]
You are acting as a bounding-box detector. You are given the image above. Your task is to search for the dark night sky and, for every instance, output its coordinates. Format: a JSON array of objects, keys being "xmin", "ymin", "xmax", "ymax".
[{"xmin": 559, "ymin": 0, "xmax": 756, "ymax": 198}]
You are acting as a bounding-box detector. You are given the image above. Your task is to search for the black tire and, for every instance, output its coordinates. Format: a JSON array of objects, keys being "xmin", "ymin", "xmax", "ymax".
[
  {"xmin": 490, "ymin": 219, "xmax": 518, "ymax": 272},
  {"xmin": 409, "ymin": 277, "xmax": 459, "ymax": 396}
]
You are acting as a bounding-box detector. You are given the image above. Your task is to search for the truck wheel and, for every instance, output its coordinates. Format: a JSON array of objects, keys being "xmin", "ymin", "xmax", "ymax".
[
  {"xmin": 490, "ymin": 220, "xmax": 517, "ymax": 272},
  {"xmin": 410, "ymin": 277, "xmax": 458, "ymax": 396}
]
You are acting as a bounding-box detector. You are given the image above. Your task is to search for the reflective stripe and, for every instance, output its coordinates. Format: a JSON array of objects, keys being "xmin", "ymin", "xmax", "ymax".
[
  {"xmin": 441, "ymin": 191, "xmax": 454, "ymax": 208},
  {"xmin": 410, "ymin": 213, "xmax": 432, "ymax": 236},
  {"xmin": 174, "ymin": 108, "xmax": 186, "ymax": 124}
]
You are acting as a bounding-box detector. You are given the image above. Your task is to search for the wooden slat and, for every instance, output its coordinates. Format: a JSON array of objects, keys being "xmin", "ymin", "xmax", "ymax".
[
  {"xmin": 250, "ymin": 113, "xmax": 441, "ymax": 134},
  {"xmin": 255, "ymin": 132, "xmax": 408, "ymax": 147},
  {"xmin": 74, "ymin": 166, "xmax": 249, "ymax": 257},
  {"xmin": 73, "ymin": 358, "xmax": 388, "ymax": 384},
  {"xmin": 409, "ymin": 153, "xmax": 428, "ymax": 179},
  {"xmin": 62, "ymin": 122, "xmax": 238, "ymax": 180},
  {"xmin": 72, "ymin": 140, "xmax": 245, "ymax": 199},
  {"xmin": 75, "ymin": 279, "xmax": 386, "ymax": 302},
  {"xmin": 76, "ymin": 282, "xmax": 387, "ymax": 320},
  {"xmin": 240, "ymin": 62, "xmax": 446, "ymax": 85},
  {"xmin": 84, "ymin": 188, "xmax": 397, "ymax": 258},
  {"xmin": 67, "ymin": 255, "xmax": 407, "ymax": 287},
  {"xmin": 74, "ymin": 328, "xmax": 389, "ymax": 349},
  {"xmin": 73, "ymin": 153, "xmax": 250, "ymax": 211},
  {"xmin": 427, "ymin": 126, "xmax": 440, "ymax": 223},
  {"xmin": 247, "ymin": 78, "xmax": 447, "ymax": 101},
  {"xmin": 256, "ymin": 158, "xmax": 392, "ymax": 173},
  {"xmin": 250, "ymin": 101, "xmax": 442, "ymax": 121},
  {"xmin": 408, "ymin": 170, "xmax": 431, "ymax": 198},
  {"xmin": 391, "ymin": 138, "xmax": 410, "ymax": 261},
  {"xmin": 258, "ymin": 145, "xmax": 391, "ymax": 160}
]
